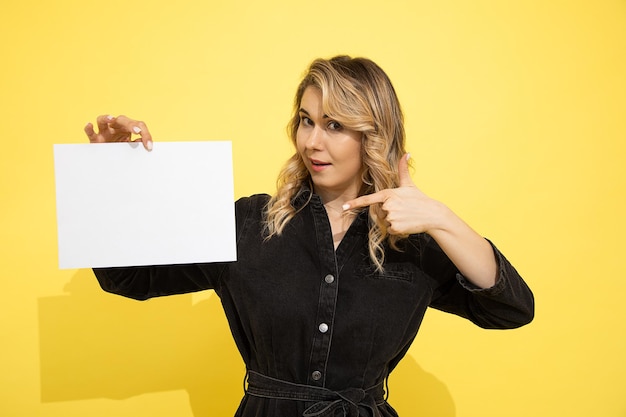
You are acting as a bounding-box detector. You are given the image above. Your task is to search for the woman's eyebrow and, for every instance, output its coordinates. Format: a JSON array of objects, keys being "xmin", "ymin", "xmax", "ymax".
[{"xmin": 298, "ymin": 108, "xmax": 330, "ymax": 119}]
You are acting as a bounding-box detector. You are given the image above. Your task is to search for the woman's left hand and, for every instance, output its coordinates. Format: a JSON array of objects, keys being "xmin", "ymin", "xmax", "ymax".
[{"xmin": 343, "ymin": 153, "xmax": 447, "ymax": 236}]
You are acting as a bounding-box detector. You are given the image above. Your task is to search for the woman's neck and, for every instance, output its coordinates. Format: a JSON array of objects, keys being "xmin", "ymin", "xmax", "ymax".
[
  {"xmin": 314, "ymin": 187, "xmax": 358, "ymax": 211},
  {"xmin": 314, "ymin": 188, "xmax": 359, "ymax": 250}
]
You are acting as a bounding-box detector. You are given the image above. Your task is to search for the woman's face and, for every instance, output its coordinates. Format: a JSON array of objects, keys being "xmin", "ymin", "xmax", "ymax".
[{"xmin": 296, "ymin": 87, "xmax": 363, "ymax": 199}]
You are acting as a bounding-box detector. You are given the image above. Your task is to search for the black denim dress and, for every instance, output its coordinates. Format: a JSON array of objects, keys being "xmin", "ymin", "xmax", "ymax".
[{"xmin": 94, "ymin": 189, "xmax": 534, "ymax": 417}]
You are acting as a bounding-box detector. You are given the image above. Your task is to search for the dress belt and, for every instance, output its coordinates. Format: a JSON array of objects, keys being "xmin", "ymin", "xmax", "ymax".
[{"xmin": 245, "ymin": 370, "xmax": 386, "ymax": 417}]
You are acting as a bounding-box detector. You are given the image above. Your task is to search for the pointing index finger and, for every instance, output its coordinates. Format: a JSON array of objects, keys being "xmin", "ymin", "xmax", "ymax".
[{"xmin": 343, "ymin": 191, "xmax": 387, "ymax": 211}]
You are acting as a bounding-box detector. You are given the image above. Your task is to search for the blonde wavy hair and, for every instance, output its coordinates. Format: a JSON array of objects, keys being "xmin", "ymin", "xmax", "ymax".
[{"xmin": 265, "ymin": 55, "xmax": 407, "ymax": 271}]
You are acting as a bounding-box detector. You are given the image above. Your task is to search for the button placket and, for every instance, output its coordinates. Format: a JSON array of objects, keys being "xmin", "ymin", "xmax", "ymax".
[
  {"xmin": 307, "ymin": 197, "xmax": 340, "ymax": 386},
  {"xmin": 307, "ymin": 272, "xmax": 338, "ymax": 386}
]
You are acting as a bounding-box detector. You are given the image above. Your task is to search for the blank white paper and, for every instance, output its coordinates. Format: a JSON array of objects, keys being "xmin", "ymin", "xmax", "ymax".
[{"xmin": 53, "ymin": 141, "xmax": 236, "ymax": 269}]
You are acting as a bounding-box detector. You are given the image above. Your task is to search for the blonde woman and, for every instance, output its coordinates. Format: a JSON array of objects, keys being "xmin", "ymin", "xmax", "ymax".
[{"xmin": 86, "ymin": 56, "xmax": 534, "ymax": 417}]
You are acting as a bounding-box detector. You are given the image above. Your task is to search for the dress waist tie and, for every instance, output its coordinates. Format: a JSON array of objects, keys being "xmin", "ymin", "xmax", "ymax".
[{"xmin": 245, "ymin": 370, "xmax": 386, "ymax": 417}]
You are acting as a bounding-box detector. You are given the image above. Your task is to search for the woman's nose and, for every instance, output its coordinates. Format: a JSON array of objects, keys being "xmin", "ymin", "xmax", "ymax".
[{"xmin": 305, "ymin": 126, "xmax": 323, "ymax": 150}]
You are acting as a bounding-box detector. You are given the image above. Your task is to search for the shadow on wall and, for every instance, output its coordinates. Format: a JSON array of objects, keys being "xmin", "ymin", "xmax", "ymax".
[{"xmin": 39, "ymin": 269, "xmax": 455, "ymax": 416}]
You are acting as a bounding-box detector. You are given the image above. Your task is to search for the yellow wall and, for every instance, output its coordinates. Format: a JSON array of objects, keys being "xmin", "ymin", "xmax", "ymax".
[{"xmin": 1, "ymin": 1, "xmax": 625, "ymax": 416}]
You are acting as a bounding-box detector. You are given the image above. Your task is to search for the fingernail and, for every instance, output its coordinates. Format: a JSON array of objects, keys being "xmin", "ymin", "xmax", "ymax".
[
  {"xmin": 406, "ymin": 153, "xmax": 411, "ymax": 161},
  {"xmin": 133, "ymin": 126, "xmax": 142, "ymax": 134},
  {"xmin": 342, "ymin": 204, "xmax": 350, "ymax": 211},
  {"xmin": 106, "ymin": 115, "xmax": 114, "ymax": 121},
  {"xmin": 146, "ymin": 140, "xmax": 153, "ymax": 151}
]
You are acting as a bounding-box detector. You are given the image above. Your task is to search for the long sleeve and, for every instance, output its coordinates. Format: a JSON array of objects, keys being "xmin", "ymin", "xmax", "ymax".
[
  {"xmin": 422, "ymin": 234, "xmax": 535, "ymax": 329},
  {"xmin": 93, "ymin": 263, "xmax": 227, "ymax": 300}
]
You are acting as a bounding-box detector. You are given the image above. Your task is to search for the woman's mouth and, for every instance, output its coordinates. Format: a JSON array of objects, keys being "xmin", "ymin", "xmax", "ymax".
[{"xmin": 310, "ymin": 159, "xmax": 331, "ymax": 172}]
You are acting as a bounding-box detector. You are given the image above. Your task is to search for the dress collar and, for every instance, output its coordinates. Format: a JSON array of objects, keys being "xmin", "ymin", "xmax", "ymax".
[
  {"xmin": 291, "ymin": 184, "xmax": 314, "ymax": 210},
  {"xmin": 290, "ymin": 183, "xmax": 369, "ymax": 222}
]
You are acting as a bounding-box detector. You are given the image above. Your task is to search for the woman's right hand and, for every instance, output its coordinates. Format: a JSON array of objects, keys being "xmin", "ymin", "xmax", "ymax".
[{"xmin": 84, "ymin": 115, "xmax": 153, "ymax": 151}]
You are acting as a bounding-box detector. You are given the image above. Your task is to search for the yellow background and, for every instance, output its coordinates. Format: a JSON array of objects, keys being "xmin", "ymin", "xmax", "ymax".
[{"xmin": 1, "ymin": 0, "xmax": 625, "ymax": 416}]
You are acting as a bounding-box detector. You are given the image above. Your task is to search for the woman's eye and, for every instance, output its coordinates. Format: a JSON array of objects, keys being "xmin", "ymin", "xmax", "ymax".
[
  {"xmin": 300, "ymin": 116, "xmax": 313, "ymax": 126},
  {"xmin": 328, "ymin": 121, "xmax": 342, "ymax": 131}
]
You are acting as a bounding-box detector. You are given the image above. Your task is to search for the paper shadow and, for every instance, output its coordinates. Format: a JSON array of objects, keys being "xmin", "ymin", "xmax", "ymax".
[
  {"xmin": 39, "ymin": 269, "xmax": 454, "ymax": 416},
  {"xmin": 38, "ymin": 269, "xmax": 244, "ymax": 416}
]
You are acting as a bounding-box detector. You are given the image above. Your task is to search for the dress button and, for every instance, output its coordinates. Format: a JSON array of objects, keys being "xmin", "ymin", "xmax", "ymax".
[
  {"xmin": 318, "ymin": 323, "xmax": 329, "ymax": 333},
  {"xmin": 324, "ymin": 274, "xmax": 335, "ymax": 284},
  {"xmin": 311, "ymin": 371, "xmax": 322, "ymax": 381}
]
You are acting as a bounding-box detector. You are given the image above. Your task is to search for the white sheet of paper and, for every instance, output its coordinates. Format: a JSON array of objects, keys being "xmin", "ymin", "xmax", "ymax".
[{"xmin": 53, "ymin": 141, "xmax": 236, "ymax": 269}]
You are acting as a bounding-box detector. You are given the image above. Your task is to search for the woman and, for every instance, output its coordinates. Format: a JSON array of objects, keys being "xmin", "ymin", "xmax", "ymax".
[{"xmin": 85, "ymin": 56, "xmax": 534, "ymax": 417}]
